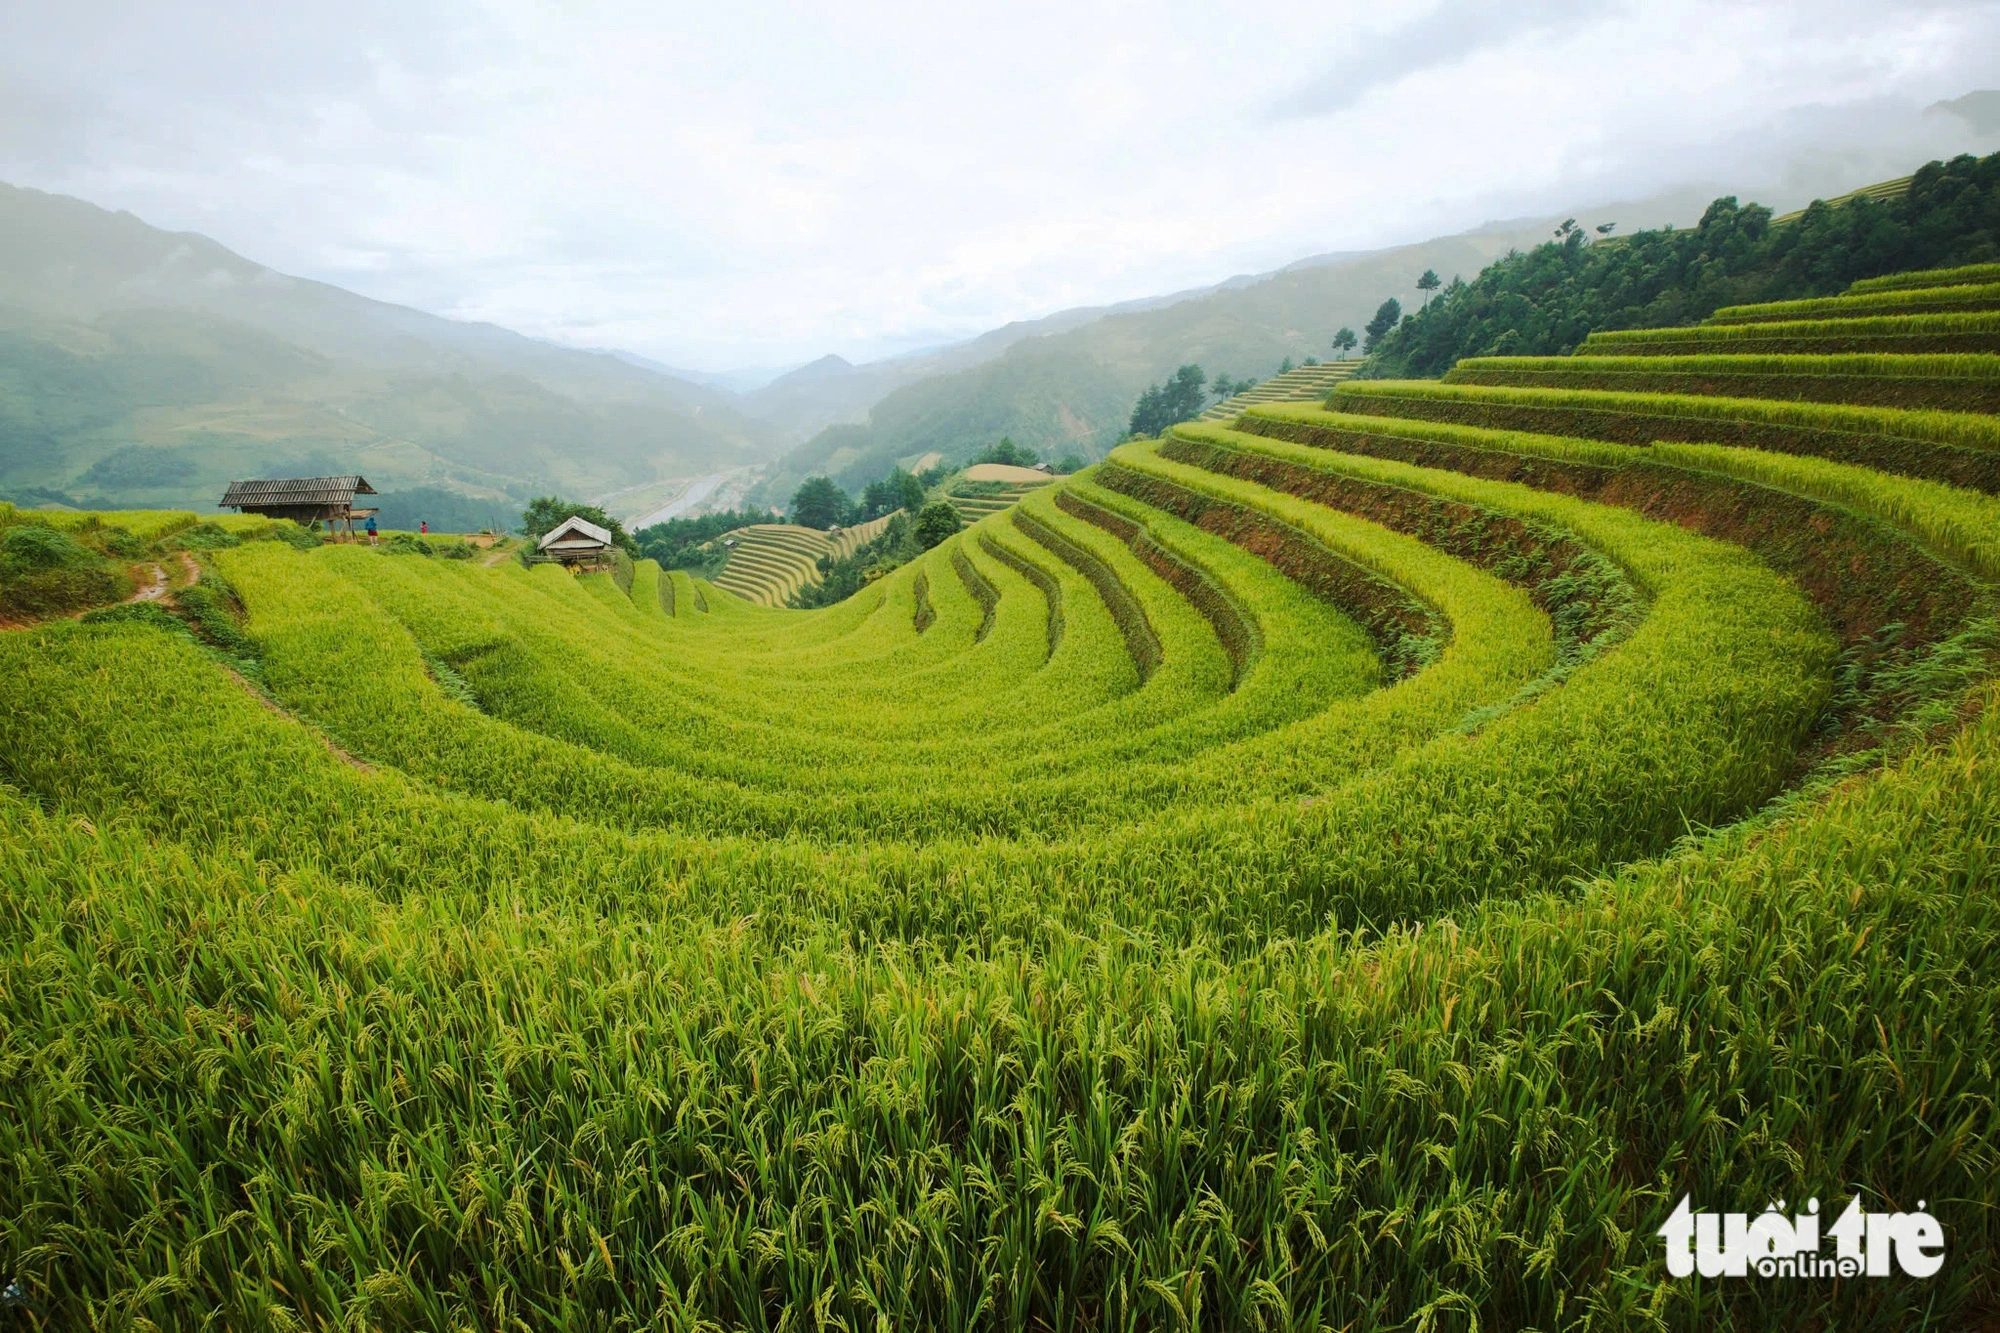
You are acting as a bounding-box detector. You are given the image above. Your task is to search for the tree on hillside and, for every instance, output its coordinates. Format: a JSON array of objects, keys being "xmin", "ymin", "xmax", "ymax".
[
  {"xmin": 1126, "ymin": 364, "xmax": 1207, "ymax": 438},
  {"xmin": 914, "ymin": 501, "xmax": 962, "ymax": 550},
  {"xmin": 857, "ymin": 468, "xmax": 924, "ymax": 521},
  {"xmin": 519, "ymin": 496, "xmax": 637, "ymax": 554},
  {"xmin": 790, "ymin": 476, "xmax": 852, "ymax": 530},
  {"xmin": 790, "ymin": 512, "xmax": 925, "ymax": 609},
  {"xmin": 858, "ymin": 477, "xmax": 896, "ymax": 521},
  {"xmin": 635, "ymin": 506, "xmax": 780, "ymax": 570},
  {"xmin": 1278, "ymin": 357, "xmax": 1295, "ymax": 374},
  {"xmin": 971, "ymin": 437, "xmax": 1040, "ymax": 468},
  {"xmin": 1417, "ymin": 269, "xmax": 1441, "ymax": 307},
  {"xmin": 1366, "ymin": 150, "xmax": 2000, "ymax": 379},
  {"xmin": 1332, "ymin": 327, "xmax": 1358, "ymax": 359},
  {"xmin": 1362, "ymin": 298, "xmax": 1403, "ymax": 353},
  {"xmin": 1054, "ymin": 453, "xmax": 1088, "ymax": 474}
]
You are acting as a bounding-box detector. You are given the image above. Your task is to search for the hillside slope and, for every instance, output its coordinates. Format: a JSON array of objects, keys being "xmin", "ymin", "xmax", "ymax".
[
  {"xmin": 731, "ymin": 280, "xmax": 1273, "ymax": 441},
  {"xmin": 0, "ymin": 183, "xmax": 780, "ymax": 513},
  {"xmin": 4, "ymin": 261, "xmax": 1998, "ymax": 1326},
  {"xmin": 707, "ymin": 513, "xmax": 899, "ymax": 607},
  {"xmin": 756, "ymin": 196, "xmax": 1743, "ymax": 499}
]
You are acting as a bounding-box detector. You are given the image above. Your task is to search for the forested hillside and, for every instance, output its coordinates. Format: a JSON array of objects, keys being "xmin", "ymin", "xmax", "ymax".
[{"xmin": 1369, "ymin": 151, "xmax": 2000, "ymax": 377}]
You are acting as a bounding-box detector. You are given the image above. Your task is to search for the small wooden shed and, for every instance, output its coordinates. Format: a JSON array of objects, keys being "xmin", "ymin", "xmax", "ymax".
[
  {"xmin": 220, "ymin": 475, "xmax": 378, "ymax": 540},
  {"xmin": 537, "ymin": 515, "xmax": 614, "ymax": 569}
]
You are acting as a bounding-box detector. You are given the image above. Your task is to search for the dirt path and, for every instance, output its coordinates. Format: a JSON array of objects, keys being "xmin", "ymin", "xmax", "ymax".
[
  {"xmin": 2, "ymin": 552, "xmax": 199, "ymax": 631},
  {"xmin": 130, "ymin": 562, "xmax": 170, "ymax": 602}
]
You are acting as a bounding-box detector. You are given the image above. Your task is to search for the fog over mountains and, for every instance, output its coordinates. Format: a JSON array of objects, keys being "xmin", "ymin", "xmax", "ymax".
[{"xmin": 2, "ymin": 89, "xmax": 1995, "ymax": 520}]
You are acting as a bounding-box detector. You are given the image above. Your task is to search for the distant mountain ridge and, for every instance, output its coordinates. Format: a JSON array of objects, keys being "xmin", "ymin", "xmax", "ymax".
[
  {"xmin": 750, "ymin": 190, "xmax": 1729, "ymax": 501},
  {"xmin": 718, "ymin": 278, "xmax": 1261, "ymax": 443},
  {"xmin": 0, "ymin": 181, "xmax": 778, "ymax": 513},
  {"xmin": 8, "ymin": 85, "xmax": 1993, "ymax": 518}
]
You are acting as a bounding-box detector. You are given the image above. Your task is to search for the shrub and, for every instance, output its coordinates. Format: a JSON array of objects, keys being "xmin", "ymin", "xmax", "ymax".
[
  {"xmin": 0, "ymin": 567, "xmax": 127, "ymax": 617},
  {"xmin": 172, "ymin": 573, "xmax": 258, "ymax": 659},
  {"xmin": 166, "ymin": 521, "xmax": 244, "ymax": 552},
  {"xmin": 79, "ymin": 602, "xmax": 189, "ymax": 635},
  {"xmin": 914, "ymin": 501, "xmax": 962, "ymax": 549},
  {"xmin": 0, "ymin": 525, "xmax": 97, "ymax": 577},
  {"xmin": 97, "ymin": 527, "xmax": 152, "ymax": 560}
]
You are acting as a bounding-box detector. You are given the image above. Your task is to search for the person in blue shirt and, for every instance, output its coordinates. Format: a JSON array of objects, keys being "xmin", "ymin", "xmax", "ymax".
[{"xmin": 364, "ymin": 514, "xmax": 378, "ymax": 545}]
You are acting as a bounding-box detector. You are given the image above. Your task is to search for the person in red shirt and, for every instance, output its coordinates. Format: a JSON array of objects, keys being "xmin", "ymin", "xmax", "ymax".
[{"xmin": 420, "ymin": 521, "xmax": 428, "ymax": 535}]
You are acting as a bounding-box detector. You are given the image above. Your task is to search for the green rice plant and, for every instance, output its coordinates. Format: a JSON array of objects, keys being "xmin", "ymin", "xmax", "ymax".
[
  {"xmin": 1331, "ymin": 379, "xmax": 2000, "ymax": 491},
  {"xmin": 1055, "ymin": 485, "xmax": 1262, "ymax": 689},
  {"xmin": 1707, "ymin": 281, "xmax": 2000, "ymax": 323},
  {"xmin": 1444, "ymin": 352, "xmax": 2000, "ymax": 413},
  {"xmin": 1200, "ymin": 408, "xmax": 1985, "ymax": 776},
  {"xmin": 1460, "ymin": 351, "xmax": 2000, "ymax": 379},
  {"xmin": 1847, "ymin": 260, "xmax": 2000, "ymax": 293},
  {"xmin": 1579, "ymin": 310, "xmax": 2000, "ymax": 356},
  {"xmin": 1013, "ymin": 506, "xmax": 1162, "ymax": 682},
  {"xmin": 2, "ymin": 505, "xmax": 183, "ymax": 543},
  {"xmin": 1163, "ymin": 424, "xmax": 1642, "ymax": 673},
  {"xmin": 6, "ymin": 276, "xmax": 2000, "ymax": 1329},
  {"xmin": 2, "ymin": 684, "xmax": 1995, "ymax": 1328},
  {"xmin": 1250, "ymin": 399, "xmax": 2000, "ymax": 581}
]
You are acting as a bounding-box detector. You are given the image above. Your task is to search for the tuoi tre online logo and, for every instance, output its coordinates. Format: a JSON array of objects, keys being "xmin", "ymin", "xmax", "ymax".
[{"xmin": 1658, "ymin": 1195, "xmax": 1944, "ymax": 1279}]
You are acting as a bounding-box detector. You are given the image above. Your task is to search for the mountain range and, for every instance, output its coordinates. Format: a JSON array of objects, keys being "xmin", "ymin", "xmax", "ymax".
[
  {"xmin": 0, "ymin": 182, "xmax": 777, "ymax": 520},
  {"xmin": 3, "ymin": 88, "xmax": 1995, "ymax": 521},
  {"xmin": 0, "ymin": 179, "xmax": 1741, "ymax": 520}
]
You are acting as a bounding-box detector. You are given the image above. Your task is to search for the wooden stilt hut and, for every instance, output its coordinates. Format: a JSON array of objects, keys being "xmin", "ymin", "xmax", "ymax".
[
  {"xmin": 537, "ymin": 515, "xmax": 615, "ymax": 570},
  {"xmin": 219, "ymin": 476, "xmax": 378, "ymax": 541}
]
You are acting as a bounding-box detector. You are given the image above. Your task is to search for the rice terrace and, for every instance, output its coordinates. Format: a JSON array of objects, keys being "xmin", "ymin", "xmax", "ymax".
[{"xmin": 5, "ymin": 23, "xmax": 2000, "ymax": 1332}]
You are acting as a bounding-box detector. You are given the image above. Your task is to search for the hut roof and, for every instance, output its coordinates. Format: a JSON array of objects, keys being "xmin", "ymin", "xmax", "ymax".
[
  {"xmin": 220, "ymin": 476, "xmax": 376, "ymax": 509},
  {"xmin": 538, "ymin": 515, "xmax": 614, "ymax": 551}
]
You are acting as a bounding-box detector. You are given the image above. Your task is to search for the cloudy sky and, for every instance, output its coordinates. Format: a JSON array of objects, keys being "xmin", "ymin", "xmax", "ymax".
[{"xmin": 4, "ymin": 0, "xmax": 1998, "ymax": 371}]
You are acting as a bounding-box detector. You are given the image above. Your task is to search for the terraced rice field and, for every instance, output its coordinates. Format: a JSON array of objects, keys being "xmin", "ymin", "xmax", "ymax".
[
  {"xmin": 3, "ymin": 265, "xmax": 1999, "ymax": 1328},
  {"xmin": 946, "ymin": 467, "xmax": 1054, "ymax": 525},
  {"xmin": 1769, "ymin": 173, "xmax": 1913, "ymax": 225},
  {"xmin": 1197, "ymin": 359, "xmax": 1363, "ymax": 421},
  {"xmin": 708, "ymin": 512, "xmax": 897, "ymax": 606}
]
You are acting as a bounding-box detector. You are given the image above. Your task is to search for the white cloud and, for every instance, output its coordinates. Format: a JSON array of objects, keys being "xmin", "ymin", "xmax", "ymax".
[{"xmin": 3, "ymin": 0, "xmax": 1998, "ymax": 369}]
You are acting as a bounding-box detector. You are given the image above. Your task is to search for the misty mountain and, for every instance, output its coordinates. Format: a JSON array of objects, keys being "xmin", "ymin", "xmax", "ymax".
[
  {"xmin": 720, "ymin": 272, "xmax": 1289, "ymax": 444},
  {"xmin": 738, "ymin": 90, "xmax": 2000, "ymax": 501},
  {"xmin": 11, "ymin": 83, "xmax": 1995, "ymax": 518},
  {"xmin": 753, "ymin": 193, "xmax": 1722, "ymax": 499},
  {"xmin": 757, "ymin": 125, "xmax": 2000, "ymax": 499},
  {"xmin": 0, "ymin": 182, "xmax": 780, "ymax": 512}
]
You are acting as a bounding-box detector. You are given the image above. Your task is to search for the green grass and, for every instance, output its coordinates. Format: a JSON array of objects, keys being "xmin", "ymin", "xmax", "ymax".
[
  {"xmin": 1331, "ymin": 379, "xmax": 2000, "ymax": 492},
  {"xmin": 3, "ymin": 278, "xmax": 2000, "ymax": 1329},
  {"xmin": 1706, "ymin": 281, "xmax": 2000, "ymax": 323},
  {"xmin": 1847, "ymin": 261, "xmax": 2000, "ymax": 293},
  {"xmin": 1444, "ymin": 352, "xmax": 2000, "ymax": 413},
  {"xmin": 1579, "ymin": 310, "xmax": 2000, "ymax": 357}
]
